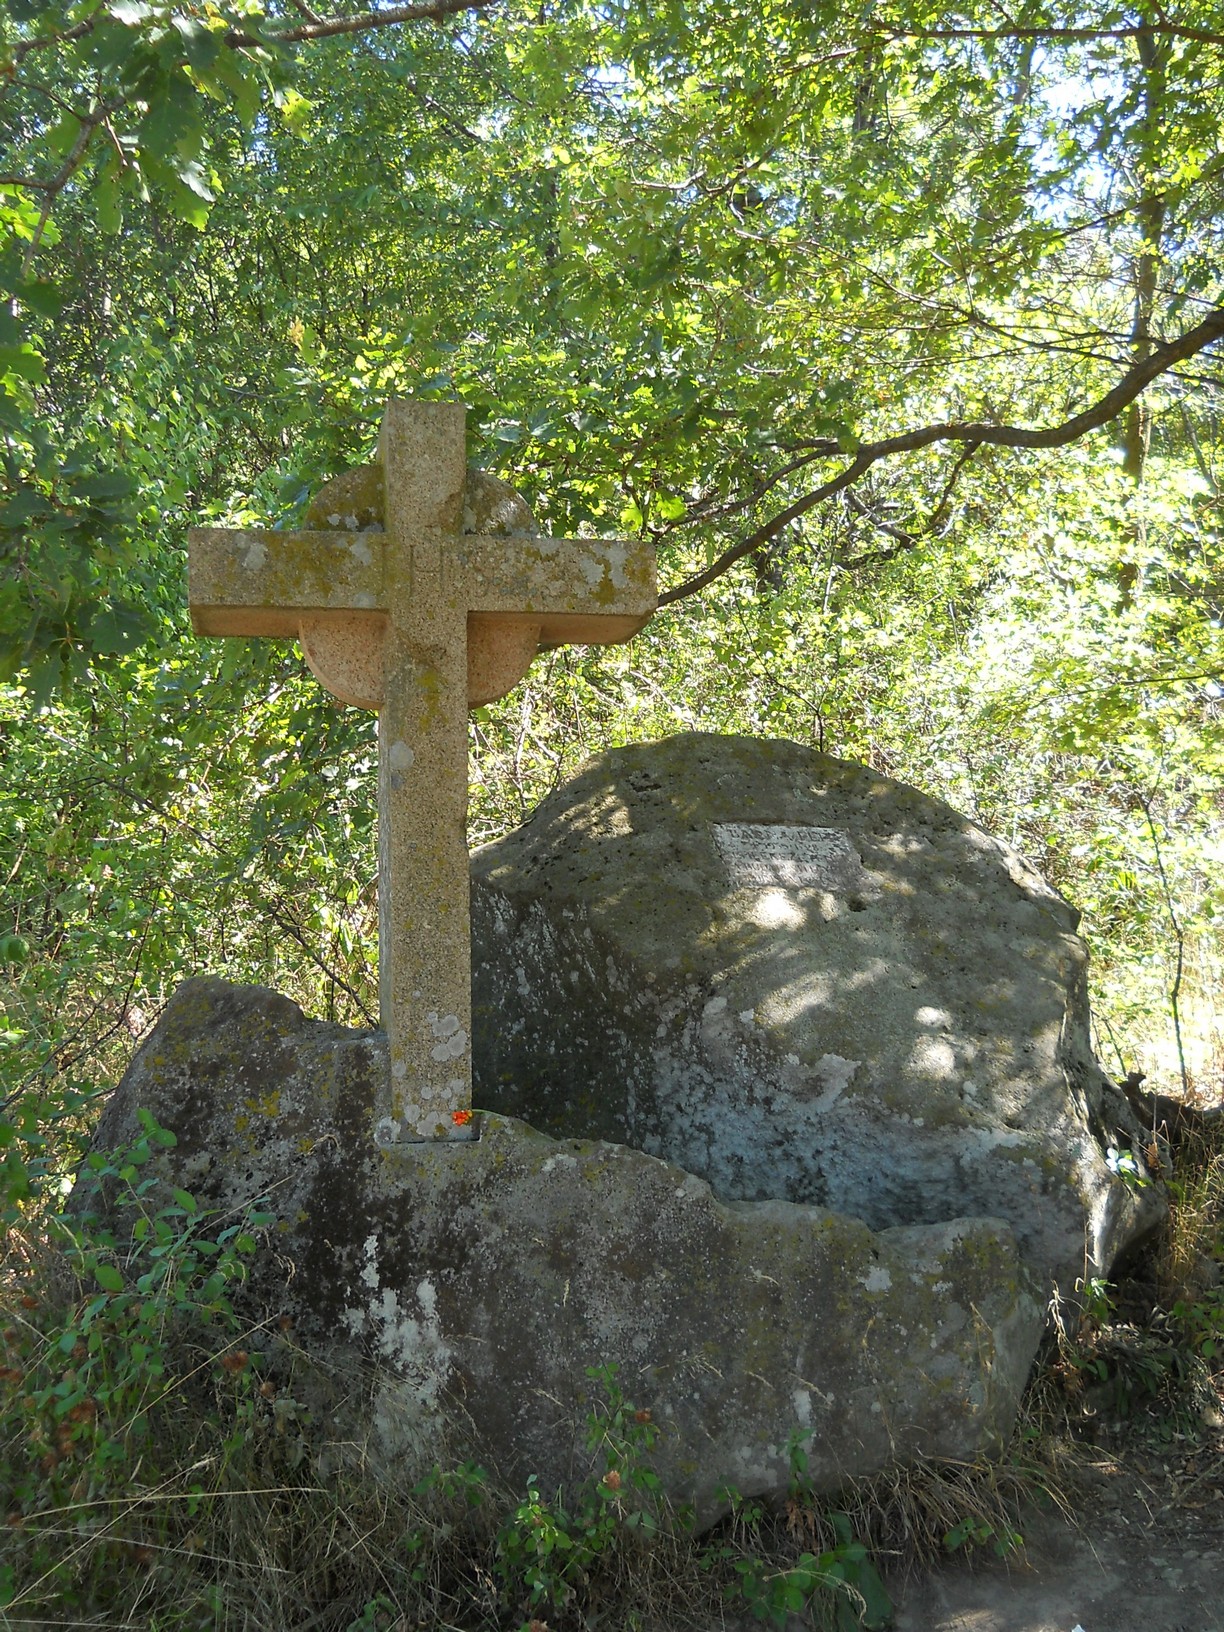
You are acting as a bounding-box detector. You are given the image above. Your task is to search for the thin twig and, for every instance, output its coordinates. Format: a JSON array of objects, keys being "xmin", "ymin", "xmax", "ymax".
[
  {"xmin": 1140, "ymin": 796, "xmax": 1190, "ymax": 1100},
  {"xmin": 927, "ymin": 439, "xmax": 982, "ymax": 533},
  {"xmin": 876, "ymin": 20, "xmax": 1224, "ymax": 49},
  {"xmin": 845, "ymin": 486, "xmax": 918, "ymax": 549}
]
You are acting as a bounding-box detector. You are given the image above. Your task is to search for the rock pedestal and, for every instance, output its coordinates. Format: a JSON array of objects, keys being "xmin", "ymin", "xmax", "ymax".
[{"xmin": 73, "ymin": 978, "xmax": 1043, "ymax": 1522}]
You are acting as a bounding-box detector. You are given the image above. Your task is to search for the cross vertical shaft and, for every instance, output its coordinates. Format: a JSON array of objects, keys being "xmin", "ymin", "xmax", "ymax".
[{"xmin": 377, "ymin": 404, "xmax": 475, "ymax": 1139}]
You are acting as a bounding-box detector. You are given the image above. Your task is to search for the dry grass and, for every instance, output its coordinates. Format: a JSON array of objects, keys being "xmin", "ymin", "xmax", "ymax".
[{"xmin": 0, "ymin": 1300, "xmax": 1070, "ymax": 1632}]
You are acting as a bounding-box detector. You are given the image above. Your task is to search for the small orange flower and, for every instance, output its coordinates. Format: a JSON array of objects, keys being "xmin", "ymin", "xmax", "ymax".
[
  {"xmin": 633, "ymin": 1408, "xmax": 652, "ymax": 1424},
  {"xmin": 452, "ymin": 1108, "xmax": 473, "ymax": 1126},
  {"xmin": 601, "ymin": 1469, "xmax": 622, "ymax": 1491},
  {"xmin": 219, "ymin": 1350, "xmax": 249, "ymax": 1375}
]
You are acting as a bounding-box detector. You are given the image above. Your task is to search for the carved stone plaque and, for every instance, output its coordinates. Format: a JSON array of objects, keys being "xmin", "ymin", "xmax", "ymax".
[{"xmin": 713, "ymin": 823, "xmax": 865, "ymax": 891}]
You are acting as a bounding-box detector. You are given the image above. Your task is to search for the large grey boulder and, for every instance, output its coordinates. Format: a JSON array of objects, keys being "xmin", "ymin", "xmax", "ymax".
[
  {"xmin": 73, "ymin": 978, "xmax": 1043, "ymax": 1522},
  {"xmin": 472, "ymin": 734, "xmax": 1161, "ymax": 1297}
]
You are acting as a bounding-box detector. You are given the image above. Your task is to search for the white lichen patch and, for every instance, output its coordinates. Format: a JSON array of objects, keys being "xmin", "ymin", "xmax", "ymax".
[
  {"xmin": 242, "ymin": 539, "xmax": 268, "ymax": 570},
  {"xmin": 426, "ymin": 1011, "xmax": 467, "ymax": 1062},
  {"xmin": 389, "ymin": 739, "xmax": 415, "ymax": 772},
  {"xmin": 366, "ymin": 1280, "xmax": 452, "ymax": 1399},
  {"xmin": 430, "ymin": 1037, "xmax": 470, "ymax": 1064},
  {"xmin": 360, "ymin": 1233, "xmax": 380, "ymax": 1289},
  {"xmin": 578, "ymin": 549, "xmax": 611, "ymax": 589},
  {"xmin": 815, "ymin": 1054, "xmax": 859, "ymax": 1095},
  {"xmin": 861, "ymin": 1266, "xmax": 893, "ymax": 1293}
]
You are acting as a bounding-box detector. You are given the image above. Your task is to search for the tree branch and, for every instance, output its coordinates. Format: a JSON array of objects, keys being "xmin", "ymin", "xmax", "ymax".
[
  {"xmin": 225, "ymin": 0, "xmax": 497, "ymax": 48},
  {"xmin": 14, "ymin": 0, "xmax": 496, "ymax": 68},
  {"xmin": 12, "ymin": 18, "xmax": 93, "ymax": 67},
  {"xmin": 877, "ymin": 21, "xmax": 1224, "ymax": 49},
  {"xmin": 659, "ymin": 306, "xmax": 1224, "ymax": 607},
  {"xmin": 659, "ymin": 453, "xmax": 875, "ymax": 606},
  {"xmin": 21, "ymin": 108, "xmax": 110, "ymax": 274},
  {"xmin": 870, "ymin": 306, "xmax": 1224, "ymax": 456},
  {"xmin": 845, "ymin": 486, "xmax": 918, "ymax": 549}
]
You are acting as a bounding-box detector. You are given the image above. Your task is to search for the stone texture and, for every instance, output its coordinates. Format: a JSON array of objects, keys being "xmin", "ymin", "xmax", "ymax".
[
  {"xmin": 472, "ymin": 733, "xmax": 1163, "ymax": 1297},
  {"xmin": 187, "ymin": 400, "xmax": 656, "ymax": 1137},
  {"xmin": 73, "ymin": 978, "xmax": 1044, "ymax": 1523}
]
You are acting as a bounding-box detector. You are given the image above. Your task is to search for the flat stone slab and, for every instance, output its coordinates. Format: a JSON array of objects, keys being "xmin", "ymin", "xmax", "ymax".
[
  {"xmin": 73, "ymin": 978, "xmax": 1043, "ymax": 1523},
  {"xmin": 471, "ymin": 733, "xmax": 1163, "ymax": 1298}
]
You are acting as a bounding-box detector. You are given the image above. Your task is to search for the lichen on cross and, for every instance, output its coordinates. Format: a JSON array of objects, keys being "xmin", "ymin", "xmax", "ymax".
[{"xmin": 188, "ymin": 401, "xmax": 657, "ymax": 1142}]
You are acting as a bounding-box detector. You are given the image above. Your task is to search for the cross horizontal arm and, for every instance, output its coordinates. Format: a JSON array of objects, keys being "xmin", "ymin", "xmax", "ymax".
[
  {"xmin": 463, "ymin": 534, "xmax": 656, "ymax": 627},
  {"xmin": 189, "ymin": 528, "xmax": 386, "ymax": 637}
]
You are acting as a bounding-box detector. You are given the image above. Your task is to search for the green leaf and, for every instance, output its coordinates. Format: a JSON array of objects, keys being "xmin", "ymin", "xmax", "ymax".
[
  {"xmin": 94, "ymin": 1263, "xmax": 124, "ymax": 1292},
  {"xmin": 173, "ymin": 13, "xmax": 222, "ymax": 72},
  {"xmin": 279, "ymin": 89, "xmax": 314, "ymax": 137},
  {"xmin": 96, "ymin": 168, "xmax": 124, "ymax": 235}
]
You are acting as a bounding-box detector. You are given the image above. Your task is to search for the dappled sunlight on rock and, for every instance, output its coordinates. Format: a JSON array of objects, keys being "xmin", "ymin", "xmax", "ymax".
[{"xmin": 473, "ymin": 733, "xmax": 1165, "ymax": 1297}]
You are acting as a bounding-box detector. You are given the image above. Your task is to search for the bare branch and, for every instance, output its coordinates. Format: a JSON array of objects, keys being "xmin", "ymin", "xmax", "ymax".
[
  {"xmin": 12, "ymin": 17, "xmax": 94, "ymax": 67},
  {"xmin": 845, "ymin": 487, "xmax": 918, "ymax": 549},
  {"xmin": 927, "ymin": 440, "xmax": 982, "ymax": 533},
  {"xmin": 677, "ymin": 440, "xmax": 840, "ymax": 531},
  {"xmin": 869, "ymin": 305, "xmax": 1224, "ymax": 457},
  {"xmin": 659, "ymin": 306, "xmax": 1224, "ymax": 607},
  {"xmin": 13, "ymin": 0, "xmax": 495, "ymax": 69},
  {"xmin": 659, "ymin": 453, "xmax": 875, "ymax": 606},
  {"xmin": 876, "ymin": 20, "xmax": 1224, "ymax": 49},
  {"xmin": 21, "ymin": 111, "xmax": 104, "ymax": 275},
  {"xmin": 225, "ymin": 0, "xmax": 498, "ymax": 48}
]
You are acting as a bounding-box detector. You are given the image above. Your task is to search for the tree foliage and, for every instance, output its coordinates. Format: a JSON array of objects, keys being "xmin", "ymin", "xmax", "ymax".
[{"xmin": 1, "ymin": 0, "xmax": 1222, "ymax": 1104}]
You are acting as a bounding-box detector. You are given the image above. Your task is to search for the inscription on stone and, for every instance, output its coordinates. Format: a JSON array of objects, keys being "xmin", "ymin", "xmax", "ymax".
[{"xmin": 714, "ymin": 824, "xmax": 865, "ymax": 891}]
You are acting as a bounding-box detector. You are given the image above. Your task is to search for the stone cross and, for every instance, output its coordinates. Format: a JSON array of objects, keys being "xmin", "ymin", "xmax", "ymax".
[{"xmin": 188, "ymin": 400, "xmax": 656, "ymax": 1142}]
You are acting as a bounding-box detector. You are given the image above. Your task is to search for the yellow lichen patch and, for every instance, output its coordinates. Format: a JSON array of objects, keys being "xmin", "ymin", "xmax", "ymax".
[{"xmin": 241, "ymin": 1090, "xmax": 281, "ymax": 1120}]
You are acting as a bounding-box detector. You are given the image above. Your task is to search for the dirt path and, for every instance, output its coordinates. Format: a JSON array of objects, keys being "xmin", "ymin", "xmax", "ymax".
[{"xmin": 889, "ymin": 1442, "xmax": 1224, "ymax": 1632}]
